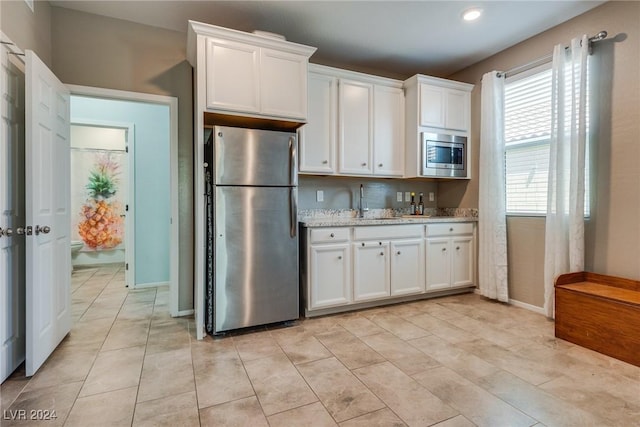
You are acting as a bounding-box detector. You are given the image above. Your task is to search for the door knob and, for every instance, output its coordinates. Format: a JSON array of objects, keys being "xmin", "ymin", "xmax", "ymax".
[
  {"xmin": 3, "ymin": 228, "xmax": 13, "ymax": 237},
  {"xmin": 35, "ymin": 225, "xmax": 51, "ymax": 235}
]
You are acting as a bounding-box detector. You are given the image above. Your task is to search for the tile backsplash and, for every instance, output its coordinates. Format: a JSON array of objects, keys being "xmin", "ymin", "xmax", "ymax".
[{"xmin": 299, "ymin": 175, "xmax": 438, "ymax": 210}]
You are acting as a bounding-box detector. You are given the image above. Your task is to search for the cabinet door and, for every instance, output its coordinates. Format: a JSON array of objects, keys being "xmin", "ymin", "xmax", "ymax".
[
  {"xmin": 425, "ymin": 237, "xmax": 451, "ymax": 291},
  {"xmin": 445, "ymin": 89, "xmax": 469, "ymax": 132},
  {"xmin": 390, "ymin": 239, "xmax": 424, "ymax": 296},
  {"xmin": 451, "ymin": 236, "xmax": 473, "ymax": 287},
  {"xmin": 419, "ymin": 84, "xmax": 445, "ymax": 128},
  {"xmin": 260, "ymin": 48, "xmax": 308, "ymax": 120},
  {"xmin": 206, "ymin": 38, "xmax": 260, "ymax": 113},
  {"xmin": 309, "ymin": 244, "xmax": 351, "ymax": 309},
  {"xmin": 353, "ymin": 241, "xmax": 390, "ymax": 301},
  {"xmin": 374, "ymin": 85, "xmax": 404, "ymax": 177},
  {"xmin": 299, "ymin": 73, "xmax": 336, "ymax": 173},
  {"xmin": 338, "ymin": 79, "xmax": 373, "ymax": 175}
]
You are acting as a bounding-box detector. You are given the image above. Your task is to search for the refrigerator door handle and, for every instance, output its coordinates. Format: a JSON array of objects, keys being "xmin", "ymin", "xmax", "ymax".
[
  {"xmin": 290, "ymin": 188, "xmax": 297, "ymax": 238},
  {"xmin": 289, "ymin": 136, "xmax": 297, "ymax": 186}
]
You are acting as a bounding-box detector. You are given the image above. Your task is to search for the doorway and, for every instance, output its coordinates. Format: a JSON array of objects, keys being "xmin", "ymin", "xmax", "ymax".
[
  {"xmin": 67, "ymin": 85, "xmax": 179, "ymax": 312},
  {"xmin": 70, "ymin": 121, "xmax": 133, "ymax": 285}
]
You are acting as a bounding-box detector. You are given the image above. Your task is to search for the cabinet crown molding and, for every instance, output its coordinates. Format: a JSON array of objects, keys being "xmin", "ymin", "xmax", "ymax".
[
  {"xmin": 404, "ymin": 74, "xmax": 474, "ymax": 92},
  {"xmin": 309, "ymin": 64, "xmax": 404, "ymax": 89},
  {"xmin": 187, "ymin": 20, "xmax": 316, "ymax": 66}
]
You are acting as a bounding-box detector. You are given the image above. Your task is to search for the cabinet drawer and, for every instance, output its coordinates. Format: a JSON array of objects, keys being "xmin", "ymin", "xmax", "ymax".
[
  {"xmin": 310, "ymin": 228, "xmax": 350, "ymax": 243},
  {"xmin": 427, "ymin": 222, "xmax": 474, "ymax": 236},
  {"xmin": 353, "ymin": 225, "xmax": 423, "ymax": 240}
]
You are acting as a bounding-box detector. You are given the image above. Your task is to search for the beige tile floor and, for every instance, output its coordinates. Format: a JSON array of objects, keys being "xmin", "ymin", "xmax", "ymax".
[{"xmin": 2, "ymin": 264, "xmax": 639, "ymax": 426}]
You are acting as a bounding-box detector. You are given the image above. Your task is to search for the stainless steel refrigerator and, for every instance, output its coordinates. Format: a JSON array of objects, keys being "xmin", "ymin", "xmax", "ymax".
[{"xmin": 205, "ymin": 126, "xmax": 299, "ymax": 334}]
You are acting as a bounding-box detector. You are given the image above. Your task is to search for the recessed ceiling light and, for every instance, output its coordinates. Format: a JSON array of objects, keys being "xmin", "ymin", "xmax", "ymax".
[{"xmin": 462, "ymin": 8, "xmax": 483, "ymax": 22}]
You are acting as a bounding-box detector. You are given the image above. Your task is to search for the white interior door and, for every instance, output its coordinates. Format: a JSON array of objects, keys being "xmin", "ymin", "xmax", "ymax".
[
  {"xmin": 25, "ymin": 50, "xmax": 71, "ymax": 376},
  {"xmin": 1, "ymin": 42, "xmax": 26, "ymax": 383}
]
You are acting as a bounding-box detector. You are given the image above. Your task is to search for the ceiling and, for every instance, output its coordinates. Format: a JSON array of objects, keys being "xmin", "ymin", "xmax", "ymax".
[{"xmin": 49, "ymin": 0, "xmax": 607, "ymax": 79}]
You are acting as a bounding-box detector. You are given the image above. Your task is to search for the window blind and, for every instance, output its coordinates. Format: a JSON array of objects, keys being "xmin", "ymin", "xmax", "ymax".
[
  {"xmin": 504, "ymin": 64, "xmax": 590, "ymax": 216},
  {"xmin": 505, "ymin": 68, "xmax": 552, "ymax": 215}
]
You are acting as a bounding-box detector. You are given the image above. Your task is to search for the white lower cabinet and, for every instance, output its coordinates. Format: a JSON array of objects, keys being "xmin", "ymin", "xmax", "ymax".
[
  {"xmin": 309, "ymin": 243, "xmax": 351, "ymax": 309},
  {"xmin": 426, "ymin": 223, "xmax": 474, "ymax": 291},
  {"xmin": 391, "ymin": 239, "xmax": 425, "ymax": 295},
  {"xmin": 304, "ymin": 222, "xmax": 474, "ymax": 315},
  {"xmin": 353, "ymin": 241, "xmax": 390, "ymax": 301}
]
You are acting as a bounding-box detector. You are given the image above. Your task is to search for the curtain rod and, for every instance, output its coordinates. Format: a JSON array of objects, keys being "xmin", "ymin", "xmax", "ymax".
[{"xmin": 497, "ymin": 31, "xmax": 608, "ymax": 79}]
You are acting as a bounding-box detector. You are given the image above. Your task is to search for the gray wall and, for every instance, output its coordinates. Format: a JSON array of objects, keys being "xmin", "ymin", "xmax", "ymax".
[
  {"xmin": 0, "ymin": 0, "xmax": 52, "ymax": 66},
  {"xmin": 447, "ymin": 1, "xmax": 640, "ymax": 307}
]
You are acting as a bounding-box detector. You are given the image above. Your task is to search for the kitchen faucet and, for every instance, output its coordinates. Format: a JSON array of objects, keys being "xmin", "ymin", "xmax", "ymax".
[{"xmin": 358, "ymin": 184, "xmax": 368, "ymax": 218}]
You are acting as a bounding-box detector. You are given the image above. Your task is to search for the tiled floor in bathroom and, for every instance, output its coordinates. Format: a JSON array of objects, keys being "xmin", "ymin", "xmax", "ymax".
[{"xmin": 1, "ymin": 264, "xmax": 639, "ymax": 426}]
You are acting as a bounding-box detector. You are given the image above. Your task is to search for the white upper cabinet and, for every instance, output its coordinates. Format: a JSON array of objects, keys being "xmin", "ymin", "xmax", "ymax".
[
  {"xmin": 260, "ymin": 48, "xmax": 309, "ymax": 118},
  {"xmin": 206, "ymin": 38, "xmax": 260, "ymax": 114},
  {"xmin": 374, "ymin": 85, "xmax": 404, "ymax": 176},
  {"xmin": 299, "ymin": 73, "xmax": 337, "ymax": 173},
  {"xmin": 188, "ymin": 21, "xmax": 316, "ymax": 122},
  {"xmin": 301, "ymin": 64, "xmax": 404, "ymax": 177},
  {"xmin": 418, "ymin": 84, "xmax": 470, "ymax": 132},
  {"xmin": 339, "ymin": 79, "xmax": 374, "ymax": 175}
]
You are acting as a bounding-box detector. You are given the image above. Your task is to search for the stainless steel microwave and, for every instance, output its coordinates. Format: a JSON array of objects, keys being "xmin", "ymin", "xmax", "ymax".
[{"xmin": 421, "ymin": 132, "xmax": 467, "ymax": 178}]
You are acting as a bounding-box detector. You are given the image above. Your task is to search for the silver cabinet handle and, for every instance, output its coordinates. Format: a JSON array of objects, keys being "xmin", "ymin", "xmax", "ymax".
[
  {"xmin": 338, "ymin": 255, "xmax": 342, "ymax": 260},
  {"xmin": 442, "ymin": 247, "xmax": 447, "ymax": 252},
  {"xmin": 378, "ymin": 163, "xmax": 383, "ymax": 167},
  {"xmin": 322, "ymin": 160, "xmax": 328, "ymax": 164},
  {"xmin": 361, "ymin": 162, "xmax": 367, "ymax": 166},
  {"xmin": 378, "ymin": 242, "xmax": 382, "ymax": 246},
  {"xmin": 362, "ymin": 242, "xmax": 365, "ymax": 247},
  {"xmin": 2, "ymin": 227, "xmax": 12, "ymax": 237},
  {"xmin": 16, "ymin": 227, "xmax": 25, "ymax": 235},
  {"xmin": 449, "ymin": 227, "xmax": 454, "ymax": 232},
  {"xmin": 380, "ymin": 252, "xmax": 384, "ymax": 256},
  {"xmin": 35, "ymin": 225, "xmax": 51, "ymax": 235},
  {"xmin": 456, "ymin": 246, "xmax": 460, "ymax": 250},
  {"xmin": 397, "ymin": 251, "xmax": 401, "ymax": 255}
]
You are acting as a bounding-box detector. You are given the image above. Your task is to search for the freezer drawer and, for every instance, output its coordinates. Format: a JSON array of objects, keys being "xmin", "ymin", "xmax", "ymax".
[{"xmin": 214, "ymin": 186, "xmax": 299, "ymax": 332}]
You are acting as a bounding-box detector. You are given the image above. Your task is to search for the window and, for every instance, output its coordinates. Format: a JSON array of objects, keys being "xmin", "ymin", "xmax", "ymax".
[{"xmin": 504, "ymin": 64, "xmax": 590, "ymax": 216}]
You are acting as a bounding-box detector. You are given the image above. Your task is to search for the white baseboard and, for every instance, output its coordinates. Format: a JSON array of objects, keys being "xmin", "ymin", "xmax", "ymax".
[
  {"xmin": 173, "ymin": 309, "xmax": 194, "ymax": 317},
  {"xmin": 508, "ymin": 298, "xmax": 546, "ymax": 315},
  {"xmin": 131, "ymin": 281, "xmax": 169, "ymax": 289}
]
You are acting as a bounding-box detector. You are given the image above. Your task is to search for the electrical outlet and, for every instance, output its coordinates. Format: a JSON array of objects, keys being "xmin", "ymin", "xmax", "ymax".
[
  {"xmin": 405, "ymin": 192, "xmax": 411, "ymax": 202},
  {"xmin": 429, "ymin": 192, "xmax": 435, "ymax": 202},
  {"xmin": 396, "ymin": 192, "xmax": 403, "ymax": 202},
  {"xmin": 316, "ymin": 190, "xmax": 324, "ymax": 202}
]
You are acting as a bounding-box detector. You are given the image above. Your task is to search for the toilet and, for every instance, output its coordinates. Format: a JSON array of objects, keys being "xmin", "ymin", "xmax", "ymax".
[{"xmin": 70, "ymin": 240, "xmax": 83, "ymax": 271}]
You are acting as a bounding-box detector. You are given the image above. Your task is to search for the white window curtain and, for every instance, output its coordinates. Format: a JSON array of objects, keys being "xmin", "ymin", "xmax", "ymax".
[
  {"xmin": 478, "ymin": 71, "xmax": 509, "ymax": 302},
  {"xmin": 543, "ymin": 35, "xmax": 589, "ymax": 318}
]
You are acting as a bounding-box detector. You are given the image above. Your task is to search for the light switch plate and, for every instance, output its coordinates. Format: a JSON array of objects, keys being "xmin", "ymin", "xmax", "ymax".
[
  {"xmin": 396, "ymin": 192, "xmax": 403, "ymax": 202},
  {"xmin": 405, "ymin": 192, "xmax": 411, "ymax": 202},
  {"xmin": 429, "ymin": 192, "xmax": 435, "ymax": 202},
  {"xmin": 316, "ymin": 190, "xmax": 324, "ymax": 202}
]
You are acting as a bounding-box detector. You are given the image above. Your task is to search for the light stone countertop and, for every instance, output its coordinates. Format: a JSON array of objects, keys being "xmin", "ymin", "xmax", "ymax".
[{"xmin": 300, "ymin": 215, "xmax": 478, "ymax": 228}]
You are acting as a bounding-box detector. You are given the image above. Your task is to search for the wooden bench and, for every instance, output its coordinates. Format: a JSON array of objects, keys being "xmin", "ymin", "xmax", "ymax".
[{"xmin": 555, "ymin": 272, "xmax": 640, "ymax": 367}]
